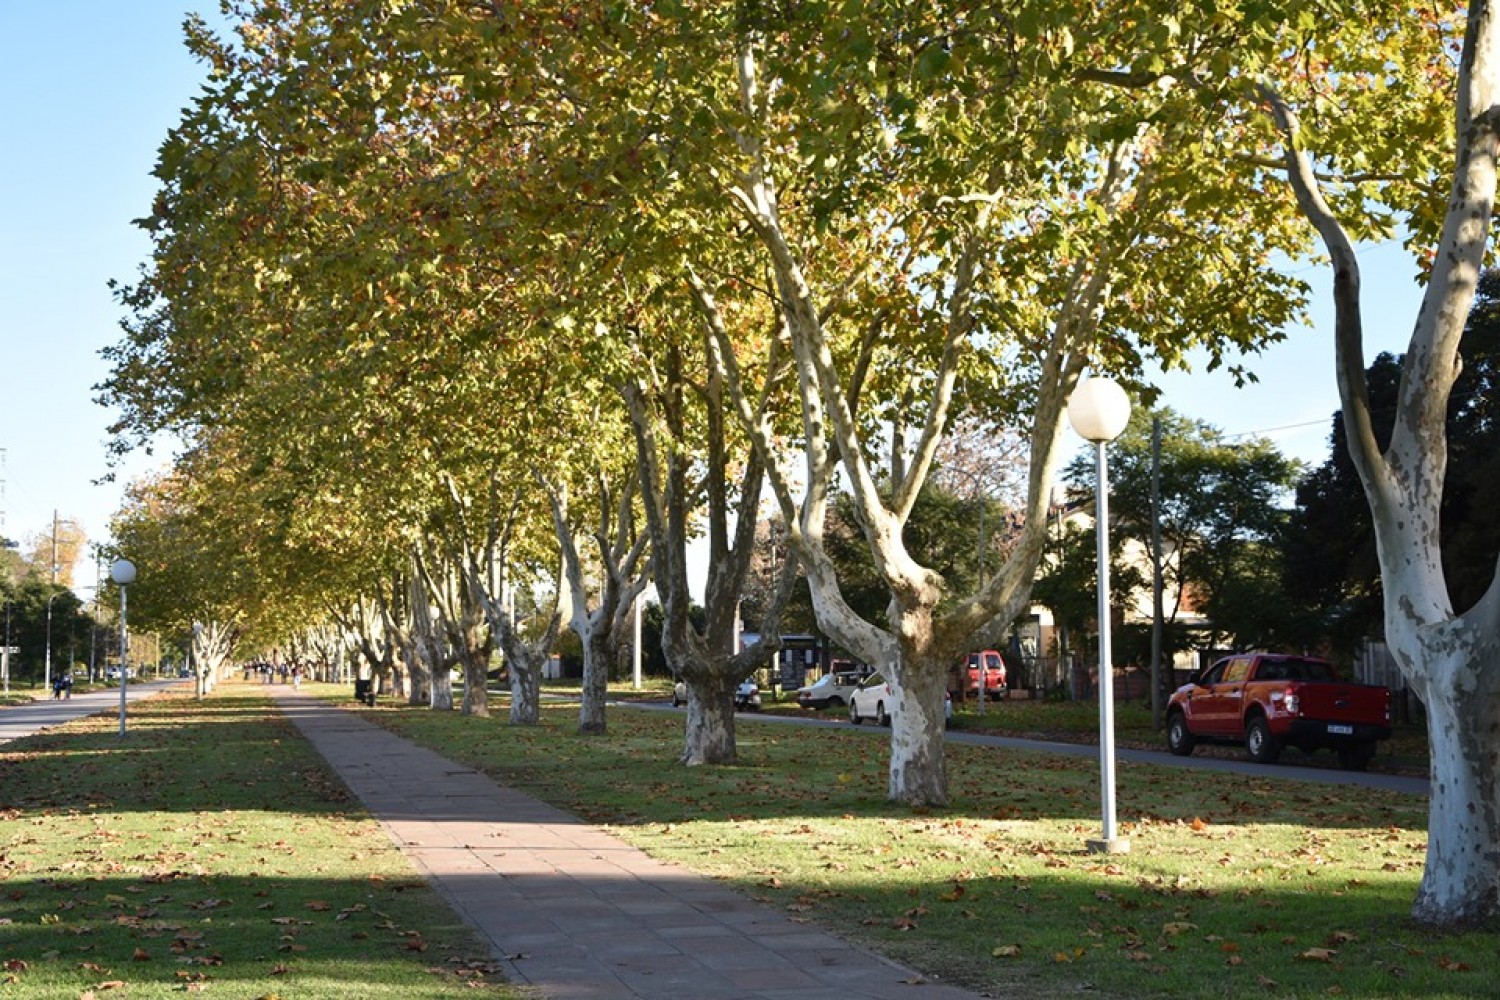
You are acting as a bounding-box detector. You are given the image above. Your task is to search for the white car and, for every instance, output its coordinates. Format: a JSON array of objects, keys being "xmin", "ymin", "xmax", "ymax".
[
  {"xmin": 794, "ymin": 670, "xmax": 863, "ymax": 710},
  {"xmin": 671, "ymin": 679, "xmax": 762, "ymax": 711},
  {"xmin": 848, "ymin": 673, "xmax": 951, "ymax": 726}
]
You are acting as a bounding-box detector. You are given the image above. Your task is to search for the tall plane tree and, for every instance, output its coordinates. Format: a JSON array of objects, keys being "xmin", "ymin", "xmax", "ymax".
[{"xmin": 1263, "ymin": 0, "xmax": 1500, "ymax": 924}]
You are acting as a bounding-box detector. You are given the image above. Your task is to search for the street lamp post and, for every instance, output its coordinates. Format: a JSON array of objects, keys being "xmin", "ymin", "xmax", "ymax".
[
  {"xmin": 110, "ymin": 559, "xmax": 136, "ymax": 736},
  {"xmin": 45, "ymin": 591, "xmax": 63, "ymax": 694},
  {"xmin": 1067, "ymin": 376, "xmax": 1132, "ymax": 856}
]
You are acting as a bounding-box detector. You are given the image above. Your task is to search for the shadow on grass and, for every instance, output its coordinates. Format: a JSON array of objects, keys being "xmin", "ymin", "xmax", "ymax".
[{"xmin": 0, "ymin": 873, "xmax": 497, "ymax": 998}]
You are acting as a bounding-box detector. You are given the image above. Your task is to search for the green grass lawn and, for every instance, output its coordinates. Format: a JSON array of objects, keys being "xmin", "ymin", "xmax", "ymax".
[
  {"xmin": 0, "ymin": 687, "xmax": 519, "ymax": 999},
  {"xmin": 356, "ymin": 687, "xmax": 1488, "ymax": 1000}
]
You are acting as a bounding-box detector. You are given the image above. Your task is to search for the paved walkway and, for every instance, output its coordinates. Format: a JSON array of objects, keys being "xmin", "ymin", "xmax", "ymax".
[{"xmin": 274, "ymin": 691, "xmax": 990, "ymax": 1000}]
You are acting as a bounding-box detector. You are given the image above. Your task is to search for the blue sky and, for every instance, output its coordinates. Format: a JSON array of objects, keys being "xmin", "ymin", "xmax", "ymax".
[
  {"xmin": 0, "ymin": 3, "xmax": 1427, "ymax": 584},
  {"xmin": 0, "ymin": 3, "xmax": 215, "ymax": 572}
]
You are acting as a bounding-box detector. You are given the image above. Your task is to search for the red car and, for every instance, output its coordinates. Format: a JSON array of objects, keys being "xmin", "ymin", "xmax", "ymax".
[{"xmin": 950, "ymin": 649, "xmax": 1007, "ymax": 699}]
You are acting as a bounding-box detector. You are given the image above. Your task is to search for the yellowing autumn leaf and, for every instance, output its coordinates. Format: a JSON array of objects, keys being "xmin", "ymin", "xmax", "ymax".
[
  {"xmin": 1162, "ymin": 922, "xmax": 1197, "ymax": 936},
  {"xmin": 1299, "ymin": 948, "xmax": 1337, "ymax": 962},
  {"xmin": 991, "ymin": 944, "xmax": 1021, "ymax": 958}
]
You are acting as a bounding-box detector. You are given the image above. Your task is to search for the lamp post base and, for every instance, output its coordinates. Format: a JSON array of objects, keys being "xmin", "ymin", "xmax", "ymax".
[{"xmin": 1087, "ymin": 837, "xmax": 1131, "ymax": 855}]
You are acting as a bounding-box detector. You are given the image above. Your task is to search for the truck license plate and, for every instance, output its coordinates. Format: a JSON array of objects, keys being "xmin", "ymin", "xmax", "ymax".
[{"xmin": 1327, "ymin": 724, "xmax": 1354, "ymax": 735}]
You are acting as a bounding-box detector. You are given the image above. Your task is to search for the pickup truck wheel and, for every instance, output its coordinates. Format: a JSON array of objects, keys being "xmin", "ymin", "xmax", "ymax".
[
  {"xmin": 1166, "ymin": 712, "xmax": 1196, "ymax": 756},
  {"xmin": 1338, "ymin": 743, "xmax": 1376, "ymax": 771},
  {"xmin": 1245, "ymin": 716, "xmax": 1281, "ymax": 764}
]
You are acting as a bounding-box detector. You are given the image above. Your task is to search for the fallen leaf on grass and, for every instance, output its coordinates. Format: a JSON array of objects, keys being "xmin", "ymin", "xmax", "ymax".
[
  {"xmin": 1298, "ymin": 948, "xmax": 1337, "ymax": 962},
  {"xmin": 1436, "ymin": 956, "xmax": 1472, "ymax": 972},
  {"xmin": 992, "ymin": 945, "xmax": 1021, "ymax": 958},
  {"xmin": 131, "ymin": 948, "xmax": 151, "ymax": 962},
  {"xmin": 1161, "ymin": 922, "xmax": 1196, "ymax": 936}
]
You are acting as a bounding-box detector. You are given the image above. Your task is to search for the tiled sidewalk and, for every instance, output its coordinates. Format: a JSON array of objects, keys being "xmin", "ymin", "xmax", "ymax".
[{"xmin": 275, "ymin": 692, "xmax": 991, "ymax": 1000}]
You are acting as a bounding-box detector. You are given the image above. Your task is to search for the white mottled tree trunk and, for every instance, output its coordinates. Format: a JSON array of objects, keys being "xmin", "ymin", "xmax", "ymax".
[
  {"xmin": 429, "ymin": 666, "xmax": 455, "ymax": 711},
  {"xmin": 578, "ymin": 626, "xmax": 612, "ymax": 735},
  {"xmin": 886, "ymin": 650, "xmax": 949, "ymax": 805},
  {"xmin": 680, "ymin": 676, "xmax": 738, "ymax": 765},
  {"xmin": 508, "ymin": 660, "xmax": 542, "ymax": 725},
  {"xmin": 1401, "ymin": 638, "xmax": 1500, "ymax": 923}
]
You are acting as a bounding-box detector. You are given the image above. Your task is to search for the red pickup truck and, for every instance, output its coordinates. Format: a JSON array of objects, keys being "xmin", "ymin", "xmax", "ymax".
[{"xmin": 1166, "ymin": 653, "xmax": 1391, "ymax": 771}]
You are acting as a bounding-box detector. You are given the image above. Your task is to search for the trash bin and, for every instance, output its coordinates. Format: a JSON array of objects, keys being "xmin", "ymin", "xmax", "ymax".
[{"xmin": 353, "ymin": 678, "xmax": 372, "ymax": 704}]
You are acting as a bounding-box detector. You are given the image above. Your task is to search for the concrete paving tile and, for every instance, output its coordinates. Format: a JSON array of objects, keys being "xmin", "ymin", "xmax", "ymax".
[{"xmin": 719, "ymin": 965, "xmax": 830, "ymax": 990}]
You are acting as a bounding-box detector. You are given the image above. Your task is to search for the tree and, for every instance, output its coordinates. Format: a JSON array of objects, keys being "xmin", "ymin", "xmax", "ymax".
[
  {"xmin": 697, "ymin": 4, "xmax": 1351, "ymax": 806},
  {"xmin": 1263, "ymin": 0, "xmax": 1500, "ymax": 925},
  {"xmin": 1064, "ymin": 408, "xmax": 1302, "ymax": 654},
  {"xmin": 22, "ymin": 517, "xmax": 87, "ymax": 588}
]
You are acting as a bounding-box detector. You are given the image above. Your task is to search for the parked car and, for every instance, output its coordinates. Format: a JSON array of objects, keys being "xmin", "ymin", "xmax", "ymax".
[
  {"xmin": 734, "ymin": 680, "xmax": 762, "ymax": 711},
  {"xmin": 794, "ymin": 670, "xmax": 863, "ymax": 710},
  {"xmin": 671, "ymin": 679, "xmax": 762, "ymax": 711},
  {"xmin": 105, "ymin": 666, "xmax": 136, "ymax": 681},
  {"xmin": 847, "ymin": 673, "xmax": 951, "ymax": 726},
  {"xmin": 1166, "ymin": 652, "xmax": 1392, "ymax": 770},
  {"xmin": 948, "ymin": 649, "xmax": 1007, "ymax": 699}
]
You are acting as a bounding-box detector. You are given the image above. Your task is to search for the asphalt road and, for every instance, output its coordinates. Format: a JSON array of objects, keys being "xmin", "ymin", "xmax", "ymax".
[
  {"xmin": 628, "ymin": 699, "xmax": 1431, "ymax": 797},
  {"xmin": 0, "ymin": 680, "xmax": 183, "ymax": 743}
]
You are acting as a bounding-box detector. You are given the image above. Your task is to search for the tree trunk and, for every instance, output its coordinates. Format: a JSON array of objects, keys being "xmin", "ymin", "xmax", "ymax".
[
  {"xmin": 887, "ymin": 652, "xmax": 949, "ymax": 807},
  {"xmin": 1401, "ymin": 641, "xmax": 1500, "ymax": 925},
  {"xmin": 429, "ymin": 666, "xmax": 454, "ymax": 711},
  {"xmin": 509, "ymin": 660, "xmax": 542, "ymax": 725},
  {"xmin": 681, "ymin": 677, "xmax": 738, "ymax": 765},
  {"xmin": 461, "ymin": 656, "xmax": 489, "ymax": 717},
  {"xmin": 578, "ymin": 625, "xmax": 611, "ymax": 735},
  {"xmin": 404, "ymin": 643, "xmax": 431, "ymax": 706}
]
